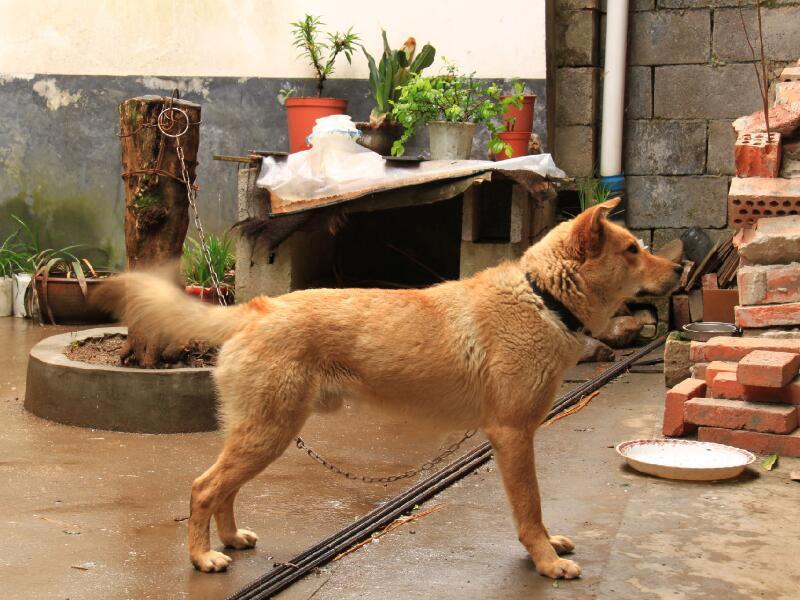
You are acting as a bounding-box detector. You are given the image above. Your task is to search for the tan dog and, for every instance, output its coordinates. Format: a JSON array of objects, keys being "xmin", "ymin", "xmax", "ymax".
[{"xmin": 99, "ymin": 198, "xmax": 680, "ymax": 579}]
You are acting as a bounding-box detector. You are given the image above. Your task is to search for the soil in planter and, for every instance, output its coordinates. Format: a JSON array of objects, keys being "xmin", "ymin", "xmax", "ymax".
[{"xmin": 64, "ymin": 334, "xmax": 218, "ymax": 368}]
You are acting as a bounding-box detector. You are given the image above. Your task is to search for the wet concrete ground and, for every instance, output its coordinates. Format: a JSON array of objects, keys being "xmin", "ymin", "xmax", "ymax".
[{"xmin": 2, "ymin": 318, "xmax": 798, "ymax": 599}]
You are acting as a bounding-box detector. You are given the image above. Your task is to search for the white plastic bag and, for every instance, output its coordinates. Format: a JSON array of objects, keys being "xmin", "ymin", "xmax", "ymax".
[{"xmin": 258, "ymin": 115, "xmax": 385, "ymax": 198}]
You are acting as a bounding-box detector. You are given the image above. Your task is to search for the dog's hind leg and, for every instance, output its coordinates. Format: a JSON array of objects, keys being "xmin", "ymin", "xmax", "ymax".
[
  {"xmin": 485, "ymin": 424, "xmax": 581, "ymax": 580},
  {"xmin": 188, "ymin": 409, "xmax": 308, "ymax": 573}
]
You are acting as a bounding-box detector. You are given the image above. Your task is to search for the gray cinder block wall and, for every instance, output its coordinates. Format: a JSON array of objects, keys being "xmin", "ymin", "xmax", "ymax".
[{"xmin": 552, "ymin": 0, "xmax": 800, "ymax": 250}]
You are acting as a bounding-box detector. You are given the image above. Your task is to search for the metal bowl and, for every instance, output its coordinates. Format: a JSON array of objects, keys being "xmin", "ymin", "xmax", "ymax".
[{"xmin": 682, "ymin": 322, "xmax": 742, "ymax": 342}]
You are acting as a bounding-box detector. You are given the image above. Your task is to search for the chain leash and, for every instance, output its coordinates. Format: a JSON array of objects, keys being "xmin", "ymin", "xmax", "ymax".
[
  {"xmin": 157, "ymin": 95, "xmax": 227, "ymax": 306},
  {"xmin": 294, "ymin": 429, "xmax": 478, "ymax": 484}
]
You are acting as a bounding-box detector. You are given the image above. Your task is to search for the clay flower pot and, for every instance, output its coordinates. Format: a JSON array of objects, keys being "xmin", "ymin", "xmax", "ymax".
[
  {"xmin": 493, "ymin": 131, "xmax": 532, "ymax": 161},
  {"xmin": 34, "ymin": 272, "xmax": 115, "ymax": 324},
  {"xmin": 185, "ymin": 285, "xmax": 233, "ymax": 305},
  {"xmin": 355, "ymin": 122, "xmax": 402, "ymax": 156},
  {"xmin": 285, "ymin": 97, "xmax": 349, "ymax": 153},
  {"xmin": 501, "ymin": 94, "xmax": 536, "ymax": 133}
]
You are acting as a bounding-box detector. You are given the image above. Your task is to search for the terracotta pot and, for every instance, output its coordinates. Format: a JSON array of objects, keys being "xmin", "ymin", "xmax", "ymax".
[
  {"xmin": 185, "ymin": 285, "xmax": 233, "ymax": 305},
  {"xmin": 34, "ymin": 272, "xmax": 115, "ymax": 325},
  {"xmin": 493, "ymin": 131, "xmax": 532, "ymax": 161},
  {"xmin": 501, "ymin": 94, "xmax": 536, "ymax": 132},
  {"xmin": 428, "ymin": 121, "xmax": 477, "ymax": 160},
  {"xmin": 285, "ymin": 97, "xmax": 349, "ymax": 153},
  {"xmin": 355, "ymin": 122, "xmax": 402, "ymax": 156}
]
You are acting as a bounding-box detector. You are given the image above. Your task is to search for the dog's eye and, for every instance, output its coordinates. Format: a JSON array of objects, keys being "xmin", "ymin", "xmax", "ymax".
[{"xmin": 627, "ymin": 242, "xmax": 639, "ymax": 254}]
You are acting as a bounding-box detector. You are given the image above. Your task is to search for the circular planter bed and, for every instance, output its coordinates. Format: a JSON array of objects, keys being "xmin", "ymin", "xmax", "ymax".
[{"xmin": 24, "ymin": 327, "xmax": 218, "ymax": 433}]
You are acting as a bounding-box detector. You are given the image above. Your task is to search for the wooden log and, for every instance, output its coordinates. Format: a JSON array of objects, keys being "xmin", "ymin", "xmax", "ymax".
[{"xmin": 118, "ymin": 95, "xmax": 201, "ymax": 366}]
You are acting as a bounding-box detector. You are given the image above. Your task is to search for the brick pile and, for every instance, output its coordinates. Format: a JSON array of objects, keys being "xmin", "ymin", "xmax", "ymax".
[
  {"xmin": 664, "ymin": 337, "xmax": 800, "ymax": 457},
  {"xmin": 734, "ymin": 215, "xmax": 800, "ymax": 330},
  {"xmin": 728, "ymin": 63, "xmax": 800, "ymax": 228}
]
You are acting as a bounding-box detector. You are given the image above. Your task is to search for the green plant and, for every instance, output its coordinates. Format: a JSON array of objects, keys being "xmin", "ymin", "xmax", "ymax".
[
  {"xmin": 182, "ymin": 235, "xmax": 235, "ymax": 289},
  {"xmin": 291, "ymin": 14, "xmax": 360, "ymax": 97},
  {"xmin": 363, "ymin": 32, "xmax": 435, "ymax": 128},
  {"xmin": 390, "ymin": 62, "xmax": 523, "ymax": 156},
  {"xmin": 0, "ymin": 232, "xmax": 27, "ymax": 278},
  {"xmin": 10, "ymin": 215, "xmax": 86, "ymax": 275},
  {"xmin": 576, "ymin": 176, "xmax": 612, "ymax": 213}
]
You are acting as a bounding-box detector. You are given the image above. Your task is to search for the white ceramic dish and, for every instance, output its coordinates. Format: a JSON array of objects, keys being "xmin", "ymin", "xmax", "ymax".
[{"xmin": 616, "ymin": 438, "xmax": 755, "ymax": 481}]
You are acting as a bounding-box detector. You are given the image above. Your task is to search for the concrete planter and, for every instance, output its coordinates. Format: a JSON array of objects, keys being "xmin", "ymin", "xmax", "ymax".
[
  {"xmin": 428, "ymin": 121, "xmax": 477, "ymax": 160},
  {"xmin": 24, "ymin": 327, "xmax": 218, "ymax": 433},
  {"xmin": 12, "ymin": 273, "xmax": 31, "ymax": 317},
  {"xmin": 0, "ymin": 277, "xmax": 12, "ymax": 316}
]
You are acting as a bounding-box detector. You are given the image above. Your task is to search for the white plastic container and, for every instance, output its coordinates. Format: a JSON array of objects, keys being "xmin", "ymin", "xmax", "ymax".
[
  {"xmin": 12, "ymin": 273, "xmax": 31, "ymax": 317},
  {"xmin": 0, "ymin": 277, "xmax": 13, "ymax": 317}
]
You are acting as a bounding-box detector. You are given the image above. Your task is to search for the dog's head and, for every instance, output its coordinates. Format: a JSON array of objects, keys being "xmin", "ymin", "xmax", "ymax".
[
  {"xmin": 567, "ymin": 198, "xmax": 681, "ymax": 299},
  {"xmin": 524, "ymin": 198, "xmax": 681, "ymax": 309}
]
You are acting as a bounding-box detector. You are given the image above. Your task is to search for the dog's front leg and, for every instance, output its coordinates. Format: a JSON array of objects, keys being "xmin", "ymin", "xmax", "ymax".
[{"xmin": 486, "ymin": 425, "xmax": 581, "ymax": 579}]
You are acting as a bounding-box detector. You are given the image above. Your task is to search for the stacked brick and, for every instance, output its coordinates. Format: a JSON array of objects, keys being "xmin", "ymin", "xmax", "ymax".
[
  {"xmin": 728, "ymin": 64, "xmax": 800, "ymax": 228},
  {"xmin": 664, "ymin": 337, "xmax": 800, "ymax": 457},
  {"xmin": 734, "ymin": 215, "xmax": 800, "ymax": 330}
]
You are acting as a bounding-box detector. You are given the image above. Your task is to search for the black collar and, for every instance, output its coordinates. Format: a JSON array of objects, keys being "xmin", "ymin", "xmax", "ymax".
[{"xmin": 525, "ymin": 273, "xmax": 586, "ymax": 334}]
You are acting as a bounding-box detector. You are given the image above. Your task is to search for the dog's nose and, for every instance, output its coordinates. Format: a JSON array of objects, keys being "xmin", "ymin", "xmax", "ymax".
[{"xmin": 673, "ymin": 264, "xmax": 683, "ymax": 276}]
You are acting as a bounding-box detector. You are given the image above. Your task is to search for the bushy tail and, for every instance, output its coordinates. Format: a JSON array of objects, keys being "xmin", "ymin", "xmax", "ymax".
[{"xmin": 95, "ymin": 270, "xmax": 253, "ymax": 348}]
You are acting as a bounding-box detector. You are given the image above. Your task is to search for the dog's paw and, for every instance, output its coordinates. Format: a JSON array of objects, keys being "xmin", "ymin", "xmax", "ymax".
[
  {"xmin": 549, "ymin": 534, "xmax": 575, "ymax": 555},
  {"xmin": 536, "ymin": 557, "xmax": 581, "ymax": 580},
  {"xmin": 221, "ymin": 528, "xmax": 259, "ymax": 550},
  {"xmin": 192, "ymin": 550, "xmax": 232, "ymax": 573}
]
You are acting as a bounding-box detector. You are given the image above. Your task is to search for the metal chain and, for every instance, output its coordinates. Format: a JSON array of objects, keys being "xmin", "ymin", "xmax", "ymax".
[
  {"xmin": 295, "ymin": 429, "xmax": 478, "ymax": 484},
  {"xmin": 159, "ymin": 98, "xmax": 228, "ymax": 307}
]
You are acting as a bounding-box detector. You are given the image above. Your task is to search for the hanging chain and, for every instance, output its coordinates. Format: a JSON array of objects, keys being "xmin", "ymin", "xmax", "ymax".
[
  {"xmin": 294, "ymin": 429, "xmax": 478, "ymax": 484},
  {"xmin": 157, "ymin": 94, "xmax": 227, "ymax": 306}
]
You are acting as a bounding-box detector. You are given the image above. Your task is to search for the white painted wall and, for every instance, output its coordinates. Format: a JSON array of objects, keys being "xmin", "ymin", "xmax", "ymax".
[{"xmin": 0, "ymin": 0, "xmax": 547, "ymax": 79}]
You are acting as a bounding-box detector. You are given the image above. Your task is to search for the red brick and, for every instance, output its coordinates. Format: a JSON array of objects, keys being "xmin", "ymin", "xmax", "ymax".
[
  {"xmin": 691, "ymin": 362, "xmax": 708, "ymax": 381},
  {"xmin": 735, "ymin": 302, "xmax": 800, "ymax": 328},
  {"xmin": 776, "ymin": 81, "xmax": 800, "ymax": 106},
  {"xmin": 701, "ymin": 274, "xmax": 719, "ymax": 290},
  {"xmin": 780, "ymin": 66, "xmax": 800, "ymax": 82},
  {"xmin": 733, "ymin": 105, "xmax": 800, "ymax": 136},
  {"xmin": 685, "ymin": 397, "xmax": 797, "ymax": 434},
  {"xmin": 737, "ymin": 350, "xmax": 800, "ymax": 388},
  {"xmin": 737, "ymin": 262, "xmax": 800, "ymax": 306},
  {"xmin": 711, "ymin": 371, "xmax": 800, "ymax": 405},
  {"xmin": 662, "ymin": 378, "xmax": 706, "ymax": 437},
  {"xmin": 698, "ymin": 427, "xmax": 800, "ymax": 458},
  {"xmin": 689, "ymin": 341, "xmax": 706, "ymax": 363},
  {"xmin": 735, "ymin": 132, "xmax": 782, "ymax": 178},
  {"xmin": 728, "ymin": 179, "xmax": 800, "ymax": 229},
  {"xmin": 705, "ymin": 361, "xmax": 737, "ymax": 388},
  {"xmin": 703, "ymin": 336, "xmax": 800, "ymax": 361},
  {"xmin": 671, "ymin": 294, "xmax": 691, "ymax": 329}
]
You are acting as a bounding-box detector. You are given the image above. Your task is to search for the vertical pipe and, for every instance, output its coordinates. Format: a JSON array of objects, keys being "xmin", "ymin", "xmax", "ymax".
[{"xmin": 599, "ymin": 0, "xmax": 630, "ymax": 178}]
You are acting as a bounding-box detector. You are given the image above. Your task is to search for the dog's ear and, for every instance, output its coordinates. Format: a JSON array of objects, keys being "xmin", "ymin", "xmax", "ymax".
[{"xmin": 571, "ymin": 197, "xmax": 620, "ymax": 258}]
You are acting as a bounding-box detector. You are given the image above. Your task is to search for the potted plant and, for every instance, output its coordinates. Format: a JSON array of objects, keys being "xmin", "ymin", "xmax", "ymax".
[
  {"xmin": 182, "ymin": 234, "xmax": 235, "ymax": 304},
  {"xmin": 358, "ymin": 32, "xmax": 435, "ymax": 155},
  {"xmin": 390, "ymin": 62, "xmax": 523, "ymax": 160},
  {"xmin": 9, "ymin": 215, "xmax": 113, "ymax": 323},
  {"xmin": 494, "ymin": 83, "xmax": 535, "ymax": 161},
  {"xmin": 33, "ymin": 255, "xmax": 114, "ymax": 324},
  {"xmin": 285, "ymin": 14, "xmax": 360, "ymax": 153}
]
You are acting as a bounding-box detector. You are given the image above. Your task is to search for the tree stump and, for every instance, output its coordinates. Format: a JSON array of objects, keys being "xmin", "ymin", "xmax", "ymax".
[{"xmin": 119, "ymin": 95, "xmax": 201, "ymax": 366}]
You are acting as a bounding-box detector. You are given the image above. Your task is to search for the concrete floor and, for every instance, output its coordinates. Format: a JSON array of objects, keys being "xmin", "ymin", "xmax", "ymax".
[{"xmin": 2, "ymin": 318, "xmax": 798, "ymax": 599}]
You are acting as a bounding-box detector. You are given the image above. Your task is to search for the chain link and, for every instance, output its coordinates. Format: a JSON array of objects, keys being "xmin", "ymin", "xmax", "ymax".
[
  {"xmin": 295, "ymin": 429, "xmax": 478, "ymax": 484},
  {"xmin": 159, "ymin": 98, "xmax": 228, "ymax": 307}
]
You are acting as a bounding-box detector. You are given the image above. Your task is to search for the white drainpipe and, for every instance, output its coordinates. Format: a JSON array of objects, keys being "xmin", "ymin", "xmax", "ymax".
[{"xmin": 599, "ymin": 0, "xmax": 629, "ymax": 201}]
